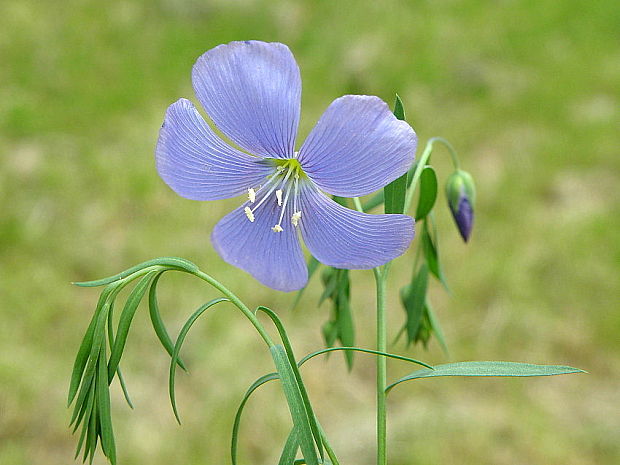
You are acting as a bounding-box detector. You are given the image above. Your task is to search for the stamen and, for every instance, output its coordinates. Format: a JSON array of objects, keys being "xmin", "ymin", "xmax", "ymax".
[
  {"xmin": 247, "ymin": 188, "xmax": 256, "ymax": 203},
  {"xmin": 244, "ymin": 207, "xmax": 255, "ymax": 222},
  {"xmin": 275, "ymin": 189, "xmax": 283, "ymax": 206},
  {"xmin": 271, "ymin": 225, "xmax": 283, "ymax": 233},
  {"xmin": 291, "ymin": 211, "xmax": 301, "ymax": 226}
]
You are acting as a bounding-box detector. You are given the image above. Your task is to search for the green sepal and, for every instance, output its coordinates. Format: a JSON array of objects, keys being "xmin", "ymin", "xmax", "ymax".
[
  {"xmin": 415, "ymin": 166, "xmax": 438, "ymax": 220},
  {"xmin": 445, "ymin": 169, "xmax": 476, "ymax": 211},
  {"xmin": 386, "ymin": 361, "xmax": 585, "ymax": 393},
  {"xmin": 383, "ymin": 95, "xmax": 409, "ymax": 215}
]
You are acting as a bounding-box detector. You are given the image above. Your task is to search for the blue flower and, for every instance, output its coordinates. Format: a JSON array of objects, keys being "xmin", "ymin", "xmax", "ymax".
[{"xmin": 156, "ymin": 41, "xmax": 417, "ymax": 291}]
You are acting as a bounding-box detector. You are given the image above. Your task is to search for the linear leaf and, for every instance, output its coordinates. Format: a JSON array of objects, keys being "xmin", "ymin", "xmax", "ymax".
[
  {"xmin": 107, "ymin": 272, "xmax": 158, "ymax": 381},
  {"xmin": 148, "ymin": 272, "xmax": 187, "ymax": 371},
  {"xmin": 401, "ymin": 264, "xmax": 429, "ymax": 345},
  {"xmin": 421, "ymin": 220, "xmax": 448, "ymax": 290},
  {"xmin": 231, "ymin": 372, "xmax": 279, "ymax": 465},
  {"xmin": 415, "ymin": 166, "xmax": 438, "ymax": 220},
  {"xmin": 426, "ymin": 300, "xmax": 449, "ymax": 356},
  {"xmin": 169, "ymin": 298, "xmax": 230, "ymax": 423},
  {"xmin": 70, "ymin": 300, "xmax": 111, "ymax": 426},
  {"xmin": 73, "ymin": 257, "xmax": 198, "ymax": 287},
  {"xmin": 68, "ymin": 284, "xmax": 117, "ymax": 405},
  {"xmin": 336, "ymin": 272, "xmax": 354, "ymax": 370},
  {"xmin": 278, "ymin": 427, "xmax": 300, "ymax": 465},
  {"xmin": 257, "ymin": 307, "xmax": 324, "ymax": 460},
  {"xmin": 386, "ymin": 361, "xmax": 585, "ymax": 392},
  {"xmin": 271, "ymin": 345, "xmax": 319, "ymax": 465},
  {"xmin": 298, "ymin": 346, "xmax": 432, "ymax": 370},
  {"xmin": 96, "ymin": 342, "xmax": 116, "ymax": 464}
]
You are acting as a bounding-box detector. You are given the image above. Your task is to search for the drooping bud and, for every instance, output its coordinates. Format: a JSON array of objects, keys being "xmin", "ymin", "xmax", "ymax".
[{"xmin": 445, "ymin": 170, "xmax": 475, "ymax": 242}]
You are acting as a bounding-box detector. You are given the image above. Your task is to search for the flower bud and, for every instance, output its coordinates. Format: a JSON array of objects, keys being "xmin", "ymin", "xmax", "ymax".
[{"xmin": 445, "ymin": 170, "xmax": 475, "ymax": 242}]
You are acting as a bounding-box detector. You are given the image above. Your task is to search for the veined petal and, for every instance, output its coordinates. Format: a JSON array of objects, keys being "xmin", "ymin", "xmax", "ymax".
[
  {"xmin": 211, "ymin": 199, "xmax": 307, "ymax": 292},
  {"xmin": 298, "ymin": 95, "xmax": 417, "ymax": 197},
  {"xmin": 299, "ymin": 186, "xmax": 414, "ymax": 269},
  {"xmin": 192, "ymin": 41, "xmax": 301, "ymax": 158},
  {"xmin": 156, "ymin": 99, "xmax": 273, "ymax": 200}
]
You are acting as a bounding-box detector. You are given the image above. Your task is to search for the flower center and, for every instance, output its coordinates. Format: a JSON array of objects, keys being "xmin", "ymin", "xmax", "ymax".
[{"xmin": 243, "ymin": 157, "xmax": 304, "ymax": 233}]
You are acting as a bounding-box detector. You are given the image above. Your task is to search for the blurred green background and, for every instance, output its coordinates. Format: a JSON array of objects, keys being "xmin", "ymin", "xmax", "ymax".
[{"xmin": 1, "ymin": 0, "xmax": 618, "ymax": 464}]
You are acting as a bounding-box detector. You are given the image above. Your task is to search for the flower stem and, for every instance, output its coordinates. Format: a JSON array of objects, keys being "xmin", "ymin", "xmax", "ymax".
[{"xmin": 374, "ymin": 266, "xmax": 388, "ymax": 465}]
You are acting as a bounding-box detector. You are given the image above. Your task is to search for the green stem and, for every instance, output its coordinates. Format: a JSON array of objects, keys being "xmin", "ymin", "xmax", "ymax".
[
  {"xmin": 374, "ymin": 267, "xmax": 388, "ymax": 465},
  {"xmin": 403, "ymin": 137, "xmax": 460, "ymax": 213},
  {"xmin": 193, "ymin": 270, "xmax": 275, "ymax": 347}
]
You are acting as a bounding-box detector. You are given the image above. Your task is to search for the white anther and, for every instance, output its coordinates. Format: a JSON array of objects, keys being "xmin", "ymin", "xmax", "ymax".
[
  {"xmin": 271, "ymin": 224, "xmax": 283, "ymax": 233},
  {"xmin": 247, "ymin": 188, "xmax": 256, "ymax": 203},
  {"xmin": 275, "ymin": 189, "xmax": 283, "ymax": 206},
  {"xmin": 291, "ymin": 211, "xmax": 302, "ymax": 227},
  {"xmin": 244, "ymin": 207, "xmax": 255, "ymax": 222}
]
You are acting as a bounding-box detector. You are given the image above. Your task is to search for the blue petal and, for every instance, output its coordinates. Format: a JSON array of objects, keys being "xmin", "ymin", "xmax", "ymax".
[
  {"xmin": 298, "ymin": 96, "xmax": 417, "ymax": 197},
  {"xmin": 156, "ymin": 99, "xmax": 273, "ymax": 200},
  {"xmin": 211, "ymin": 199, "xmax": 308, "ymax": 292},
  {"xmin": 298, "ymin": 185, "xmax": 414, "ymax": 269},
  {"xmin": 192, "ymin": 41, "xmax": 301, "ymax": 158}
]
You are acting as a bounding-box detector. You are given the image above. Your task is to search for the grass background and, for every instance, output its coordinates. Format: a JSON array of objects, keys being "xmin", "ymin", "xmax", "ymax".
[{"xmin": 1, "ymin": 0, "xmax": 618, "ymax": 464}]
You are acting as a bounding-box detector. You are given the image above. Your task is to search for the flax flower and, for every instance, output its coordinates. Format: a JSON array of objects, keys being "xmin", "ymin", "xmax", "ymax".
[{"xmin": 156, "ymin": 41, "xmax": 417, "ymax": 291}]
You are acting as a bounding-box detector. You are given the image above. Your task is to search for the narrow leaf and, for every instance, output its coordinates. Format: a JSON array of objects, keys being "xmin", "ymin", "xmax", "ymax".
[
  {"xmin": 298, "ymin": 346, "xmax": 432, "ymax": 369},
  {"xmin": 169, "ymin": 298, "xmax": 230, "ymax": 423},
  {"xmin": 107, "ymin": 272, "xmax": 158, "ymax": 381},
  {"xmin": 257, "ymin": 307, "xmax": 324, "ymax": 460},
  {"xmin": 386, "ymin": 361, "xmax": 585, "ymax": 392},
  {"xmin": 415, "ymin": 166, "xmax": 438, "ymax": 220},
  {"xmin": 96, "ymin": 342, "xmax": 116, "ymax": 464},
  {"xmin": 426, "ymin": 300, "xmax": 449, "ymax": 356},
  {"xmin": 421, "ymin": 221, "xmax": 448, "ymax": 289},
  {"xmin": 231, "ymin": 373, "xmax": 279, "ymax": 465},
  {"xmin": 278, "ymin": 427, "xmax": 301, "ymax": 465},
  {"xmin": 148, "ymin": 272, "xmax": 187, "ymax": 371},
  {"xmin": 271, "ymin": 345, "xmax": 319, "ymax": 465},
  {"xmin": 336, "ymin": 272, "xmax": 354, "ymax": 370},
  {"xmin": 401, "ymin": 264, "xmax": 429, "ymax": 345},
  {"xmin": 73, "ymin": 257, "xmax": 198, "ymax": 287}
]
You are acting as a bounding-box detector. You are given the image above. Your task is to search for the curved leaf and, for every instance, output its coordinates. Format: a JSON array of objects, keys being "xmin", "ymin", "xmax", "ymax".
[
  {"xmin": 257, "ymin": 307, "xmax": 324, "ymax": 460},
  {"xmin": 271, "ymin": 345, "xmax": 319, "ymax": 465},
  {"xmin": 73, "ymin": 257, "xmax": 198, "ymax": 287},
  {"xmin": 107, "ymin": 272, "xmax": 159, "ymax": 381},
  {"xmin": 169, "ymin": 298, "xmax": 230, "ymax": 423},
  {"xmin": 231, "ymin": 372, "xmax": 279, "ymax": 465},
  {"xmin": 148, "ymin": 272, "xmax": 187, "ymax": 371}
]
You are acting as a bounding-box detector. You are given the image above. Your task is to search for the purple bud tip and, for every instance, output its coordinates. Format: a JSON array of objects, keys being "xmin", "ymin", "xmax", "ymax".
[{"xmin": 450, "ymin": 195, "xmax": 474, "ymax": 242}]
